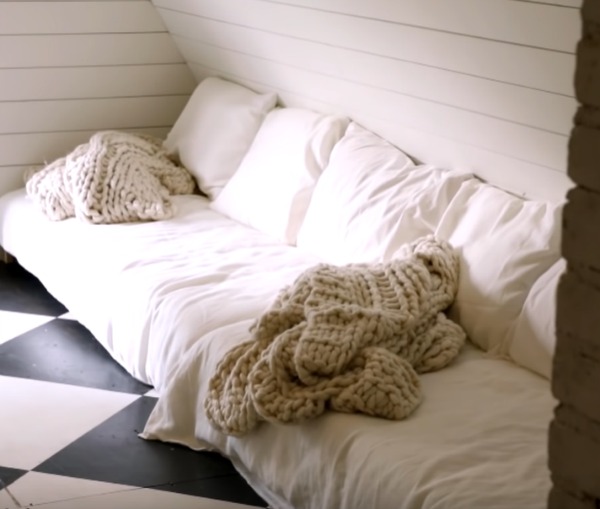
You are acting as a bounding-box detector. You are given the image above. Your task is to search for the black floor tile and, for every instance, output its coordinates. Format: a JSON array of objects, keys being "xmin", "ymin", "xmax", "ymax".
[
  {"xmin": 33, "ymin": 396, "xmax": 257, "ymax": 504},
  {"xmin": 154, "ymin": 473, "xmax": 267, "ymax": 507},
  {"xmin": 0, "ymin": 319, "xmax": 150, "ymax": 394},
  {"xmin": 0, "ymin": 466, "xmax": 27, "ymax": 490},
  {"xmin": 0, "ymin": 262, "xmax": 67, "ymax": 316},
  {"xmin": 0, "ymin": 263, "xmax": 266, "ymax": 507}
]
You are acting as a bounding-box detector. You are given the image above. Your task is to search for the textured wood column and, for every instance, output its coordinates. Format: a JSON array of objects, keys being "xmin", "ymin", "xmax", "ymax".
[
  {"xmin": 0, "ymin": 246, "xmax": 15, "ymax": 264},
  {"xmin": 549, "ymin": 1, "xmax": 600, "ymax": 507}
]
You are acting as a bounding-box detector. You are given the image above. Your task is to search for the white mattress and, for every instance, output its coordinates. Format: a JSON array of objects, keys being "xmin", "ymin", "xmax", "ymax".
[
  {"xmin": 144, "ymin": 320, "xmax": 554, "ymax": 509},
  {"xmin": 0, "ymin": 188, "xmax": 554, "ymax": 509},
  {"xmin": 0, "ymin": 189, "xmax": 320, "ymax": 388}
]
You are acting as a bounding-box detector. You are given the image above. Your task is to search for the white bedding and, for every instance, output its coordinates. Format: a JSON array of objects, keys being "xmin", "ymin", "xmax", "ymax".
[
  {"xmin": 0, "ymin": 189, "xmax": 320, "ymax": 388},
  {"xmin": 144, "ymin": 324, "xmax": 554, "ymax": 509},
  {"xmin": 0, "ymin": 188, "xmax": 555, "ymax": 509}
]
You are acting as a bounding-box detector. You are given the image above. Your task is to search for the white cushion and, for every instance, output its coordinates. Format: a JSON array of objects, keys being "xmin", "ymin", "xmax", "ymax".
[
  {"xmin": 434, "ymin": 179, "xmax": 562, "ymax": 352},
  {"xmin": 211, "ymin": 108, "xmax": 349, "ymax": 244},
  {"xmin": 508, "ymin": 258, "xmax": 564, "ymax": 379},
  {"xmin": 297, "ymin": 122, "xmax": 471, "ymax": 264},
  {"xmin": 164, "ymin": 77, "xmax": 277, "ymax": 199}
]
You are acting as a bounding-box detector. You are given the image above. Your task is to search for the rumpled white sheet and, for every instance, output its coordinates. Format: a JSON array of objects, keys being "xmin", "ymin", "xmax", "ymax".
[
  {"xmin": 144, "ymin": 330, "xmax": 554, "ymax": 509},
  {"xmin": 0, "ymin": 189, "xmax": 320, "ymax": 388}
]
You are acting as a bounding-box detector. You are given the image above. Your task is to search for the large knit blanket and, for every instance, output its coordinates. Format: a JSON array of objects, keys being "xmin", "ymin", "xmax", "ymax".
[
  {"xmin": 205, "ymin": 236, "xmax": 466, "ymax": 436},
  {"xmin": 25, "ymin": 131, "xmax": 195, "ymax": 224}
]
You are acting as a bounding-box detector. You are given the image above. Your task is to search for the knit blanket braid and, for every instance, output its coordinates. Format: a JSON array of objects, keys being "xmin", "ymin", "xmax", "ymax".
[
  {"xmin": 25, "ymin": 131, "xmax": 195, "ymax": 224},
  {"xmin": 205, "ymin": 236, "xmax": 466, "ymax": 436}
]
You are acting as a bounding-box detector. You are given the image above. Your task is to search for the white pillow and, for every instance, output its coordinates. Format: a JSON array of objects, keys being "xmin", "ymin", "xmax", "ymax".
[
  {"xmin": 508, "ymin": 258, "xmax": 564, "ymax": 379},
  {"xmin": 164, "ymin": 76, "xmax": 277, "ymax": 199},
  {"xmin": 297, "ymin": 122, "xmax": 472, "ymax": 265},
  {"xmin": 210, "ymin": 107, "xmax": 349, "ymax": 244},
  {"xmin": 434, "ymin": 179, "xmax": 562, "ymax": 352}
]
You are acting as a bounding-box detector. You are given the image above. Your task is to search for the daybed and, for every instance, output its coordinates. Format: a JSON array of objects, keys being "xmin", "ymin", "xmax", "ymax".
[{"xmin": 0, "ymin": 77, "xmax": 563, "ymax": 509}]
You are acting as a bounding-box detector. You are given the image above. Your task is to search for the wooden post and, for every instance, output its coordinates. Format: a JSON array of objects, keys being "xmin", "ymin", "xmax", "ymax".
[{"xmin": 549, "ymin": 2, "xmax": 600, "ymax": 507}]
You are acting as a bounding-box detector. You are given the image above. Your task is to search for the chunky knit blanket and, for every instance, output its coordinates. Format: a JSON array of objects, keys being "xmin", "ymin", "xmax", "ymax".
[
  {"xmin": 25, "ymin": 131, "xmax": 195, "ymax": 224},
  {"xmin": 205, "ymin": 236, "xmax": 466, "ymax": 436}
]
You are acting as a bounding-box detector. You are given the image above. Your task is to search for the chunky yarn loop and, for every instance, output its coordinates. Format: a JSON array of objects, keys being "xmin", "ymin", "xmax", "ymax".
[
  {"xmin": 205, "ymin": 236, "xmax": 466, "ymax": 436},
  {"xmin": 25, "ymin": 131, "xmax": 195, "ymax": 224}
]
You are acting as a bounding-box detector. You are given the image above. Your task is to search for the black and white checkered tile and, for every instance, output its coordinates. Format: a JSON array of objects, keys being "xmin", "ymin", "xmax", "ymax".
[{"xmin": 0, "ymin": 262, "xmax": 267, "ymax": 509}]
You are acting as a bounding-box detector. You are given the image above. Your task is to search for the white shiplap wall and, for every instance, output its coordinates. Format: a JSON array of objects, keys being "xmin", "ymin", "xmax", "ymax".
[
  {"xmin": 152, "ymin": 0, "xmax": 580, "ymax": 201},
  {"xmin": 0, "ymin": 0, "xmax": 196, "ymax": 195}
]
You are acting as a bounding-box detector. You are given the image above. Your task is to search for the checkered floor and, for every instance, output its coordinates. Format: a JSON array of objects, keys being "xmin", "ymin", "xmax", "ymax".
[{"xmin": 0, "ymin": 261, "xmax": 267, "ymax": 509}]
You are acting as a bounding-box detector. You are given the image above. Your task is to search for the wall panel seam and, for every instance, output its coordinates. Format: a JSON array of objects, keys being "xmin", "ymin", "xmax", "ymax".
[
  {"xmin": 161, "ymin": 11, "xmax": 576, "ymax": 97},
  {"xmin": 0, "ymin": 94, "xmax": 190, "ymax": 103},
  {"xmin": 251, "ymin": 0, "xmax": 578, "ymax": 52},
  {"xmin": 0, "ymin": 31, "xmax": 167, "ymax": 37},
  {"xmin": 509, "ymin": 0, "xmax": 579, "ymax": 7},
  {"xmin": 187, "ymin": 62, "xmax": 570, "ymax": 174},
  {"xmin": 0, "ymin": 63, "xmax": 186, "ymax": 70},
  {"xmin": 1, "ymin": 126, "xmax": 173, "ymax": 136},
  {"xmin": 156, "ymin": 4, "xmax": 576, "ymax": 54},
  {"xmin": 175, "ymin": 36, "xmax": 573, "ymax": 134}
]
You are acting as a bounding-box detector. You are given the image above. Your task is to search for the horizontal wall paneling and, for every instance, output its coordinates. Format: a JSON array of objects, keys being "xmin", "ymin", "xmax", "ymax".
[
  {"xmin": 0, "ymin": 1, "xmax": 165, "ymax": 34},
  {"xmin": 0, "ymin": 167, "xmax": 31, "ymax": 194},
  {"xmin": 0, "ymin": 64, "xmax": 195, "ymax": 101},
  {"xmin": 162, "ymin": 11, "xmax": 576, "ymax": 135},
  {"xmin": 178, "ymin": 40, "xmax": 568, "ymax": 171},
  {"xmin": 188, "ymin": 62, "xmax": 572, "ymax": 202},
  {"xmin": 0, "ymin": 128, "xmax": 170, "ymax": 168},
  {"xmin": 0, "ymin": 33, "xmax": 183, "ymax": 68},
  {"xmin": 0, "ymin": 96, "xmax": 188, "ymax": 135},
  {"xmin": 257, "ymin": 0, "xmax": 581, "ymax": 52},
  {"xmin": 154, "ymin": 0, "xmax": 578, "ymax": 200},
  {"xmin": 0, "ymin": 0, "xmax": 195, "ymax": 196},
  {"xmin": 154, "ymin": 0, "xmax": 576, "ymax": 95}
]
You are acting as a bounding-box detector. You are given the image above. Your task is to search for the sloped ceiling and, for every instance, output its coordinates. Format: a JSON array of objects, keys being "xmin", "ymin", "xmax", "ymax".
[{"xmin": 151, "ymin": 0, "xmax": 579, "ymax": 201}]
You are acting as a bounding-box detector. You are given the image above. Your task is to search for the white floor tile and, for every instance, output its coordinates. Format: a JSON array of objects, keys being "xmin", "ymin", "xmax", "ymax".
[
  {"xmin": 9, "ymin": 472, "xmax": 113, "ymax": 507},
  {"xmin": 144, "ymin": 388, "xmax": 159, "ymax": 398},
  {"xmin": 7, "ymin": 472, "xmax": 123, "ymax": 505},
  {"xmin": 58, "ymin": 312, "xmax": 77, "ymax": 321},
  {"xmin": 0, "ymin": 376, "xmax": 139, "ymax": 470},
  {"xmin": 9, "ymin": 472, "xmax": 261, "ymax": 509},
  {"xmin": 0, "ymin": 310, "xmax": 53, "ymax": 345},
  {"xmin": 0, "ymin": 488, "xmax": 18, "ymax": 509}
]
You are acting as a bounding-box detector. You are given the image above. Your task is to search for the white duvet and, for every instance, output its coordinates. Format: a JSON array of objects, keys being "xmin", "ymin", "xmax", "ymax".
[
  {"xmin": 0, "ymin": 190, "xmax": 320, "ymax": 388},
  {"xmin": 0, "ymin": 189, "xmax": 554, "ymax": 509},
  {"xmin": 144, "ymin": 326, "xmax": 554, "ymax": 509}
]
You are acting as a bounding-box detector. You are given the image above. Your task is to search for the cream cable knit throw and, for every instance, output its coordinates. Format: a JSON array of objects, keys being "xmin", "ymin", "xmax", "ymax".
[
  {"xmin": 25, "ymin": 131, "xmax": 195, "ymax": 224},
  {"xmin": 205, "ymin": 236, "xmax": 466, "ymax": 436}
]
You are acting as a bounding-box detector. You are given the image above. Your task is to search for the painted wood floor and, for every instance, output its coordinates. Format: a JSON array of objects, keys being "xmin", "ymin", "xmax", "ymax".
[{"xmin": 0, "ymin": 261, "xmax": 267, "ymax": 509}]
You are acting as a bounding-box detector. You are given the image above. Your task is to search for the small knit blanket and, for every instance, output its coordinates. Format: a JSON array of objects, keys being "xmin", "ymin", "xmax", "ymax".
[
  {"xmin": 25, "ymin": 131, "xmax": 195, "ymax": 224},
  {"xmin": 205, "ymin": 236, "xmax": 466, "ymax": 436}
]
